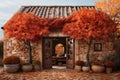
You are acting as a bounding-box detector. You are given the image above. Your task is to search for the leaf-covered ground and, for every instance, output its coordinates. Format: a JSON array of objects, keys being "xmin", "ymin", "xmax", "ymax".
[{"xmin": 0, "ymin": 68, "xmax": 120, "ymax": 80}]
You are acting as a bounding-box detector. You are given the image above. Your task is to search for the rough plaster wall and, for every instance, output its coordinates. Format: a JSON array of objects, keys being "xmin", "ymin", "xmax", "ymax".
[{"xmin": 4, "ymin": 38, "xmax": 42, "ymax": 64}]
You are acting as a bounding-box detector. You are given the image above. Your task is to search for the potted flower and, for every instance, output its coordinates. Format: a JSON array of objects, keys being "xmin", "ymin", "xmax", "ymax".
[
  {"xmin": 33, "ymin": 60, "xmax": 41, "ymax": 71},
  {"xmin": 104, "ymin": 61, "xmax": 116, "ymax": 73},
  {"xmin": 2, "ymin": 55, "xmax": 20, "ymax": 73},
  {"xmin": 91, "ymin": 60, "xmax": 105, "ymax": 73},
  {"xmin": 75, "ymin": 60, "xmax": 84, "ymax": 72}
]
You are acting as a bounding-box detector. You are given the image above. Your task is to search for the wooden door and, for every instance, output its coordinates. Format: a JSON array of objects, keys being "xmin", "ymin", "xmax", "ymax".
[
  {"xmin": 66, "ymin": 38, "xmax": 75, "ymax": 69},
  {"xmin": 42, "ymin": 37, "xmax": 52, "ymax": 69}
]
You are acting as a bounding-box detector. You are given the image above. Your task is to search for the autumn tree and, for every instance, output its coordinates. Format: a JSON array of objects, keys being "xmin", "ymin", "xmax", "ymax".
[
  {"xmin": 95, "ymin": 0, "xmax": 120, "ymax": 38},
  {"xmin": 95, "ymin": 0, "xmax": 120, "ymax": 59},
  {"xmin": 4, "ymin": 12, "xmax": 50, "ymax": 64},
  {"xmin": 3, "ymin": 11, "xmax": 71, "ymax": 64},
  {"xmin": 95, "ymin": 0, "xmax": 120, "ymax": 19},
  {"xmin": 63, "ymin": 8, "xmax": 116, "ymax": 69}
]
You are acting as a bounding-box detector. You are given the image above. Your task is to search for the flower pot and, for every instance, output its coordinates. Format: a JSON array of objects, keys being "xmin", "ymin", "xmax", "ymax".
[
  {"xmin": 22, "ymin": 64, "xmax": 33, "ymax": 72},
  {"xmin": 82, "ymin": 66, "xmax": 90, "ymax": 72},
  {"xmin": 34, "ymin": 65, "xmax": 41, "ymax": 71},
  {"xmin": 106, "ymin": 67, "xmax": 112, "ymax": 73},
  {"xmin": 92, "ymin": 65, "xmax": 105, "ymax": 73},
  {"xmin": 75, "ymin": 65, "xmax": 82, "ymax": 72},
  {"xmin": 4, "ymin": 64, "xmax": 20, "ymax": 73}
]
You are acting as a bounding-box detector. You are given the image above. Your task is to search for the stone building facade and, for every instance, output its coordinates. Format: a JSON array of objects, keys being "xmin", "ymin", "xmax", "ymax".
[{"xmin": 3, "ymin": 6, "xmax": 117, "ymax": 69}]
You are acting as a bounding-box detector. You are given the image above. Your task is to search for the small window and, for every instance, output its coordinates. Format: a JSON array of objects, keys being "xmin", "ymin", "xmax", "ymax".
[{"xmin": 94, "ymin": 43, "xmax": 102, "ymax": 51}]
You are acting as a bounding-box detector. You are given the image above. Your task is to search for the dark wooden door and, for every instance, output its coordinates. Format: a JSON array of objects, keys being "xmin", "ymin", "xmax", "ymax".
[
  {"xmin": 42, "ymin": 37, "xmax": 52, "ymax": 69},
  {"xmin": 66, "ymin": 38, "xmax": 75, "ymax": 69}
]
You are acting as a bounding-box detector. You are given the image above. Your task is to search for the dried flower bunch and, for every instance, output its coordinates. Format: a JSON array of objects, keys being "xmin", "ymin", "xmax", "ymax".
[
  {"xmin": 104, "ymin": 61, "xmax": 116, "ymax": 67},
  {"xmin": 76, "ymin": 60, "xmax": 84, "ymax": 66},
  {"xmin": 2, "ymin": 55, "xmax": 20, "ymax": 64}
]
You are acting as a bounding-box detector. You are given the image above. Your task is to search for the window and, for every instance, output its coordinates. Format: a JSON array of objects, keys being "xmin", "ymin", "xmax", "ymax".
[{"xmin": 94, "ymin": 43, "xmax": 102, "ymax": 51}]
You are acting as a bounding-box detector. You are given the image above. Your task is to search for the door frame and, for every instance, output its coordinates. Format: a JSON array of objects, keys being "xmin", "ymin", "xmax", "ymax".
[
  {"xmin": 66, "ymin": 38, "xmax": 75, "ymax": 69},
  {"xmin": 42, "ymin": 36, "xmax": 75, "ymax": 69},
  {"xmin": 42, "ymin": 37, "xmax": 52, "ymax": 69}
]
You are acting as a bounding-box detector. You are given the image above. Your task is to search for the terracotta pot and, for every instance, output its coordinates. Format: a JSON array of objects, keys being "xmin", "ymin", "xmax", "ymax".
[
  {"xmin": 4, "ymin": 64, "xmax": 20, "ymax": 73},
  {"xmin": 106, "ymin": 67, "xmax": 112, "ymax": 73},
  {"xmin": 82, "ymin": 66, "xmax": 90, "ymax": 72},
  {"xmin": 75, "ymin": 65, "xmax": 82, "ymax": 72},
  {"xmin": 22, "ymin": 64, "xmax": 33, "ymax": 72},
  {"xmin": 92, "ymin": 65, "xmax": 105, "ymax": 73}
]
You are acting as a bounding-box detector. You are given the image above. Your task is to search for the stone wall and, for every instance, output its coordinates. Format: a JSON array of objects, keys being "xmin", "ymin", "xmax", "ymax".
[
  {"xmin": 4, "ymin": 38, "xmax": 42, "ymax": 64},
  {"xmin": 4, "ymin": 37, "xmax": 116, "ymax": 68},
  {"xmin": 75, "ymin": 39, "xmax": 115, "ymax": 65}
]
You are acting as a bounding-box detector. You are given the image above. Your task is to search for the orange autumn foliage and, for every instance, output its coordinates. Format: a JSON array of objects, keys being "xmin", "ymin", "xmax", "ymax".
[
  {"xmin": 4, "ymin": 12, "xmax": 73, "ymax": 41},
  {"xmin": 4, "ymin": 9, "xmax": 116, "ymax": 42},
  {"xmin": 63, "ymin": 8, "xmax": 116, "ymax": 42},
  {"xmin": 95, "ymin": 0, "xmax": 120, "ymax": 18},
  {"xmin": 95, "ymin": 0, "xmax": 120, "ymax": 39},
  {"xmin": 4, "ymin": 12, "xmax": 50, "ymax": 41}
]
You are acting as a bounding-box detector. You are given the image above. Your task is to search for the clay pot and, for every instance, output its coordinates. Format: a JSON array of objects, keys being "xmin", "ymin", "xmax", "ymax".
[
  {"xmin": 92, "ymin": 65, "xmax": 105, "ymax": 73},
  {"xmin": 4, "ymin": 64, "xmax": 20, "ymax": 73},
  {"xmin": 106, "ymin": 67, "xmax": 112, "ymax": 73},
  {"xmin": 82, "ymin": 66, "xmax": 90, "ymax": 72},
  {"xmin": 22, "ymin": 64, "xmax": 33, "ymax": 72},
  {"xmin": 75, "ymin": 65, "xmax": 82, "ymax": 72},
  {"xmin": 34, "ymin": 65, "xmax": 41, "ymax": 71}
]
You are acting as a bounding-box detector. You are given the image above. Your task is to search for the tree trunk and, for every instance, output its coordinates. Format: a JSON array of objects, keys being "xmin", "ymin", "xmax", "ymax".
[
  {"xmin": 24, "ymin": 41, "xmax": 32, "ymax": 64},
  {"xmin": 78, "ymin": 40, "xmax": 80, "ymax": 60},
  {"xmin": 86, "ymin": 38, "xmax": 92, "ymax": 70}
]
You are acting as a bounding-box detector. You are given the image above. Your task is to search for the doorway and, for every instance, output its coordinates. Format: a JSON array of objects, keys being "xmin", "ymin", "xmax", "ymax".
[{"xmin": 42, "ymin": 37, "xmax": 75, "ymax": 69}]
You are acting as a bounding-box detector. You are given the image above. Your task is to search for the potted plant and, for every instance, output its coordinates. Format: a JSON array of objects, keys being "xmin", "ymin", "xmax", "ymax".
[
  {"xmin": 82, "ymin": 62, "xmax": 90, "ymax": 72},
  {"xmin": 91, "ymin": 60, "xmax": 105, "ymax": 73},
  {"xmin": 75, "ymin": 60, "xmax": 84, "ymax": 72},
  {"xmin": 33, "ymin": 60, "xmax": 41, "ymax": 71},
  {"xmin": 104, "ymin": 61, "xmax": 116, "ymax": 73},
  {"xmin": 2, "ymin": 55, "xmax": 20, "ymax": 73}
]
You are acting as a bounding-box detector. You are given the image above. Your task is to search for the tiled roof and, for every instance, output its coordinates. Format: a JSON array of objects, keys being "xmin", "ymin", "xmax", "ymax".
[{"xmin": 19, "ymin": 6, "xmax": 95, "ymax": 18}]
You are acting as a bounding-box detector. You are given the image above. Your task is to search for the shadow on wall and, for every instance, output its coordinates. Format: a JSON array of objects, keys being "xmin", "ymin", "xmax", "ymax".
[{"xmin": 104, "ymin": 40, "xmax": 120, "ymax": 70}]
